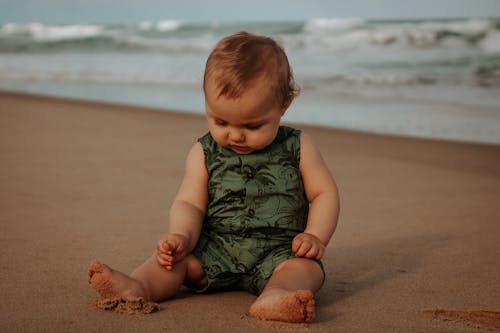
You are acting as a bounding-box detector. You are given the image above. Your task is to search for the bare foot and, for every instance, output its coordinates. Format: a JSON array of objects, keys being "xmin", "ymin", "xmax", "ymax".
[
  {"xmin": 87, "ymin": 260, "xmax": 145, "ymax": 299},
  {"xmin": 249, "ymin": 289, "xmax": 315, "ymax": 323}
]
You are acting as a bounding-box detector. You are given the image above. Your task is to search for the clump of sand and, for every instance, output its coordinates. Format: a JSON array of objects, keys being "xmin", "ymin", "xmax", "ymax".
[
  {"xmin": 423, "ymin": 309, "xmax": 500, "ymax": 329},
  {"xmin": 95, "ymin": 297, "xmax": 160, "ymax": 315}
]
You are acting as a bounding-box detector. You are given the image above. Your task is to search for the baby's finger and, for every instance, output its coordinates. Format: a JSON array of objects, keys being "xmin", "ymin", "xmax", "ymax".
[
  {"xmin": 295, "ymin": 241, "xmax": 312, "ymax": 257},
  {"xmin": 163, "ymin": 240, "xmax": 177, "ymax": 255},
  {"xmin": 304, "ymin": 245, "xmax": 320, "ymax": 259},
  {"xmin": 315, "ymin": 245, "xmax": 325, "ymax": 260},
  {"xmin": 292, "ymin": 235, "xmax": 305, "ymax": 253},
  {"xmin": 307, "ymin": 243, "xmax": 325, "ymax": 260},
  {"xmin": 156, "ymin": 254, "xmax": 170, "ymax": 267},
  {"xmin": 157, "ymin": 251, "xmax": 173, "ymax": 264},
  {"xmin": 156, "ymin": 240, "xmax": 170, "ymax": 255},
  {"xmin": 157, "ymin": 254, "xmax": 174, "ymax": 271}
]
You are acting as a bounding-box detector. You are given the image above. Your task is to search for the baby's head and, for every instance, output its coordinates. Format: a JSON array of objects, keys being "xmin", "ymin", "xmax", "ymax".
[
  {"xmin": 203, "ymin": 31, "xmax": 299, "ymax": 109},
  {"xmin": 203, "ymin": 32, "xmax": 299, "ymax": 154}
]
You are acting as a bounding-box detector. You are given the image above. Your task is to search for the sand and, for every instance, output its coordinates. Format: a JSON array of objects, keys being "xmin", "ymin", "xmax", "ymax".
[
  {"xmin": 423, "ymin": 309, "xmax": 500, "ymax": 330},
  {"xmin": 1, "ymin": 90, "xmax": 499, "ymax": 332},
  {"xmin": 95, "ymin": 297, "xmax": 160, "ymax": 314}
]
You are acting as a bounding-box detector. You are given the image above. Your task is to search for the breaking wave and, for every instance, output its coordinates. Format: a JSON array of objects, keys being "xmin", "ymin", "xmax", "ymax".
[{"xmin": 1, "ymin": 18, "xmax": 499, "ymax": 52}]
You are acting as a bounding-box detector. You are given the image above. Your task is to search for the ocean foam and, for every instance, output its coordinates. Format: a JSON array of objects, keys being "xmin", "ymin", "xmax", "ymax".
[
  {"xmin": 27, "ymin": 23, "xmax": 104, "ymax": 42},
  {"xmin": 156, "ymin": 20, "xmax": 184, "ymax": 32},
  {"xmin": 480, "ymin": 31, "xmax": 500, "ymax": 53},
  {"xmin": 304, "ymin": 17, "xmax": 365, "ymax": 33},
  {"xmin": 1, "ymin": 19, "xmax": 498, "ymax": 52}
]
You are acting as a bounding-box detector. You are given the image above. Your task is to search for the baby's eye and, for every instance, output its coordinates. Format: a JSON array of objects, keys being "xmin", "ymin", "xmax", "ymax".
[
  {"xmin": 215, "ymin": 119, "xmax": 227, "ymax": 126},
  {"xmin": 245, "ymin": 124, "xmax": 262, "ymax": 130}
]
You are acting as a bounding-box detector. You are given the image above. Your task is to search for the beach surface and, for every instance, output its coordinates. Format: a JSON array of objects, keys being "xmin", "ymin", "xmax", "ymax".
[{"xmin": 1, "ymin": 91, "xmax": 499, "ymax": 332}]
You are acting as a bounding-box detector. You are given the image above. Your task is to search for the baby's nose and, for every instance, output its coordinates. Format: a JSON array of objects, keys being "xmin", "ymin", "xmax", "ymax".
[{"xmin": 229, "ymin": 127, "xmax": 245, "ymax": 142}]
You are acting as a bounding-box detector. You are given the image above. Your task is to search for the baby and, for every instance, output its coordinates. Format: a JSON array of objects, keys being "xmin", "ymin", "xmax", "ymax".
[{"xmin": 88, "ymin": 31, "xmax": 340, "ymax": 323}]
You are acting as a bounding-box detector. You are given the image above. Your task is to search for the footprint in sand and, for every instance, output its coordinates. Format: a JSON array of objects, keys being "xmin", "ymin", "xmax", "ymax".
[{"xmin": 423, "ymin": 308, "xmax": 500, "ymax": 329}]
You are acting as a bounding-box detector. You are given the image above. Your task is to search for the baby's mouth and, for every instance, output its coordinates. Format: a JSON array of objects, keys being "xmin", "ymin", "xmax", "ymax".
[{"xmin": 230, "ymin": 145, "xmax": 252, "ymax": 154}]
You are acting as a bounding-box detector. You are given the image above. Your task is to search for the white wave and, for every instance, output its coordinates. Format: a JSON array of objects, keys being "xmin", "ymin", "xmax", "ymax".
[
  {"xmin": 0, "ymin": 23, "xmax": 20, "ymax": 34},
  {"xmin": 303, "ymin": 30, "xmax": 367, "ymax": 51},
  {"xmin": 303, "ymin": 23, "xmax": 494, "ymax": 51},
  {"xmin": 480, "ymin": 31, "xmax": 500, "ymax": 53},
  {"xmin": 138, "ymin": 20, "xmax": 184, "ymax": 32},
  {"xmin": 299, "ymin": 18, "xmax": 497, "ymax": 51},
  {"xmin": 297, "ymin": 28, "xmax": 437, "ymax": 51},
  {"xmin": 304, "ymin": 17, "xmax": 365, "ymax": 33},
  {"xmin": 369, "ymin": 27, "xmax": 438, "ymax": 47},
  {"xmin": 156, "ymin": 20, "xmax": 183, "ymax": 31},
  {"xmin": 27, "ymin": 23, "xmax": 104, "ymax": 42}
]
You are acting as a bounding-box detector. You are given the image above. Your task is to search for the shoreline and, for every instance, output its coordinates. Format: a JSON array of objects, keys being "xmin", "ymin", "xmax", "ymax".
[
  {"xmin": 1, "ymin": 90, "xmax": 499, "ymax": 332},
  {"xmin": 2, "ymin": 89, "xmax": 499, "ymax": 147}
]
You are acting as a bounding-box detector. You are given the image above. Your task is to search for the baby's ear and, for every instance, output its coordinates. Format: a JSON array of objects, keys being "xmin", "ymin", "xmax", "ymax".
[{"xmin": 280, "ymin": 96, "xmax": 294, "ymax": 115}]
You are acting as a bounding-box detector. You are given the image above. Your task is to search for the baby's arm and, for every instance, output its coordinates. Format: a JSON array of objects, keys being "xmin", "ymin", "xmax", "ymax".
[
  {"xmin": 156, "ymin": 142, "xmax": 208, "ymax": 270},
  {"xmin": 293, "ymin": 132, "xmax": 340, "ymax": 259}
]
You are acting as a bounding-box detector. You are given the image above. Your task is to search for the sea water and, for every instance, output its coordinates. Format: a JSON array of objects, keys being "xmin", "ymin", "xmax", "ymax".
[{"xmin": 1, "ymin": 18, "xmax": 499, "ymax": 144}]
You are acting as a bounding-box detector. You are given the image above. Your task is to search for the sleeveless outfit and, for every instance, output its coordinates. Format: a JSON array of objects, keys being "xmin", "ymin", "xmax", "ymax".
[{"xmin": 191, "ymin": 126, "xmax": 324, "ymax": 295}]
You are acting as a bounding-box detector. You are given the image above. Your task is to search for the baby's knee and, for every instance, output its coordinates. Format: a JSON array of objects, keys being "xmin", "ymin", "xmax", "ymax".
[
  {"xmin": 185, "ymin": 255, "xmax": 208, "ymax": 287},
  {"xmin": 274, "ymin": 257, "xmax": 322, "ymax": 275}
]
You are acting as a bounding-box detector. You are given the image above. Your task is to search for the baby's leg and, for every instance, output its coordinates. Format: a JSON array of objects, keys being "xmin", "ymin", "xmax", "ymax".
[
  {"xmin": 88, "ymin": 254, "xmax": 206, "ymax": 302},
  {"xmin": 249, "ymin": 258, "xmax": 324, "ymax": 323}
]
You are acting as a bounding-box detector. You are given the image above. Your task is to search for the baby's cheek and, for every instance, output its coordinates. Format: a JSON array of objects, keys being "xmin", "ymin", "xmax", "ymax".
[
  {"xmin": 249, "ymin": 132, "xmax": 272, "ymax": 150},
  {"xmin": 210, "ymin": 130, "xmax": 226, "ymax": 146}
]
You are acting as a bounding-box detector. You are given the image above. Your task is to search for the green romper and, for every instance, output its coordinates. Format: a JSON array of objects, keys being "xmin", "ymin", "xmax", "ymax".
[{"xmin": 192, "ymin": 126, "xmax": 323, "ymax": 295}]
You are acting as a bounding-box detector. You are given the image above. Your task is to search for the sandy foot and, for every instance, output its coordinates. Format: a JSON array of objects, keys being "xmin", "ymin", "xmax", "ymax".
[
  {"xmin": 87, "ymin": 260, "xmax": 143, "ymax": 299},
  {"xmin": 249, "ymin": 290, "xmax": 315, "ymax": 323}
]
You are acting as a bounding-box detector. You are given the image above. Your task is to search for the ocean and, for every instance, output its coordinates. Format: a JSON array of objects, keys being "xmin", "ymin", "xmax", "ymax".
[{"xmin": 1, "ymin": 18, "xmax": 499, "ymax": 144}]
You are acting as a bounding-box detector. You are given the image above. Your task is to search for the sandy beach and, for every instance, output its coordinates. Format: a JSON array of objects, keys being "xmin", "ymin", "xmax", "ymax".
[{"xmin": 1, "ymin": 90, "xmax": 499, "ymax": 332}]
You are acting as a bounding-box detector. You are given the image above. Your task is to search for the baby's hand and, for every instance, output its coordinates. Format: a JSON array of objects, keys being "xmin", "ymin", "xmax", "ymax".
[
  {"xmin": 292, "ymin": 232, "xmax": 325, "ymax": 260},
  {"xmin": 156, "ymin": 233, "xmax": 190, "ymax": 270}
]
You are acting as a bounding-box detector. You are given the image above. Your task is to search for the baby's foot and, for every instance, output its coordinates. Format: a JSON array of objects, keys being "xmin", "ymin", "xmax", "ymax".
[
  {"xmin": 87, "ymin": 260, "xmax": 144, "ymax": 299},
  {"xmin": 249, "ymin": 289, "xmax": 315, "ymax": 323}
]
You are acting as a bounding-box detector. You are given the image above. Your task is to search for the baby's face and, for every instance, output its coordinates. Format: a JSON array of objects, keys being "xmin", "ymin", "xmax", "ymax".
[{"xmin": 204, "ymin": 77, "xmax": 285, "ymax": 154}]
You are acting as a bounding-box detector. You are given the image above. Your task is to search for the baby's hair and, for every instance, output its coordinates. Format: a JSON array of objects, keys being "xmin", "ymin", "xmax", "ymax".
[{"xmin": 203, "ymin": 31, "xmax": 300, "ymax": 108}]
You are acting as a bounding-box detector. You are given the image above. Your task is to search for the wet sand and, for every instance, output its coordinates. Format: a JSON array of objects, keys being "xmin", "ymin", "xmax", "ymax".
[{"xmin": 1, "ymin": 91, "xmax": 499, "ymax": 332}]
